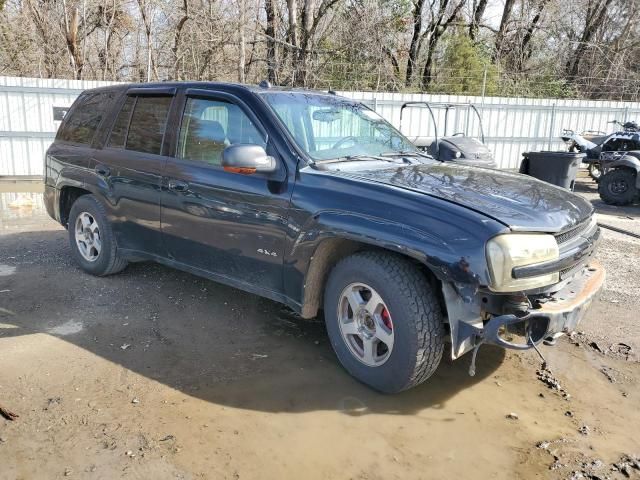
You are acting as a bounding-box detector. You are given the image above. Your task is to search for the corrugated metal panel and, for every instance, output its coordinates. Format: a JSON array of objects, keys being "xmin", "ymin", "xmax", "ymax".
[
  {"xmin": 1, "ymin": 75, "xmax": 640, "ymax": 175},
  {"xmin": 0, "ymin": 76, "xmax": 121, "ymax": 176},
  {"xmin": 340, "ymin": 91, "xmax": 640, "ymax": 169}
]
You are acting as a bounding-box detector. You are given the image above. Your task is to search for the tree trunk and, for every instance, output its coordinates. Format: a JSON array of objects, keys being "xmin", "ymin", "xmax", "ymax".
[
  {"xmin": 63, "ymin": 3, "xmax": 84, "ymax": 79},
  {"xmin": 493, "ymin": 0, "xmax": 516, "ymax": 61},
  {"xmin": 405, "ymin": 0, "xmax": 425, "ymax": 87},
  {"xmin": 566, "ymin": 0, "xmax": 615, "ymax": 78},
  {"xmin": 264, "ymin": 0, "xmax": 277, "ymax": 83},
  {"xmin": 469, "ymin": 0, "xmax": 488, "ymax": 40},
  {"xmin": 136, "ymin": 0, "xmax": 154, "ymax": 81},
  {"xmin": 421, "ymin": 31, "xmax": 439, "ymax": 90},
  {"xmin": 172, "ymin": 0, "xmax": 189, "ymax": 80},
  {"xmin": 518, "ymin": 0, "xmax": 551, "ymax": 71},
  {"xmin": 286, "ymin": 0, "xmax": 298, "ymax": 48},
  {"xmin": 421, "ymin": 0, "xmax": 465, "ymax": 89},
  {"xmin": 237, "ymin": 0, "xmax": 245, "ymax": 82}
]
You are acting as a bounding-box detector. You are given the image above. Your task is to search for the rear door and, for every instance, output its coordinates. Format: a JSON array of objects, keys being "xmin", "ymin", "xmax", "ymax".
[
  {"xmin": 92, "ymin": 88, "xmax": 176, "ymax": 256},
  {"xmin": 160, "ymin": 89, "xmax": 292, "ymax": 295}
]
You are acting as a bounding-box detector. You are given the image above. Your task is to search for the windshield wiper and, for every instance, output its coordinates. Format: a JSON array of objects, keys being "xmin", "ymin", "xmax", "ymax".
[
  {"xmin": 380, "ymin": 150, "xmax": 433, "ymax": 159},
  {"xmin": 315, "ymin": 154, "xmax": 404, "ymax": 165}
]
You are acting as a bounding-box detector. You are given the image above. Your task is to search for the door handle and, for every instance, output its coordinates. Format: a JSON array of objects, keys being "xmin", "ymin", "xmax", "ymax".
[
  {"xmin": 95, "ymin": 164, "xmax": 111, "ymax": 177},
  {"xmin": 168, "ymin": 179, "xmax": 189, "ymax": 192}
]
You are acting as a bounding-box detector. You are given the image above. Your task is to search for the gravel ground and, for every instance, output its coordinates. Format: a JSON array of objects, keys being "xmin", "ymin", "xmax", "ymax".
[{"xmin": 0, "ymin": 174, "xmax": 639, "ymax": 480}]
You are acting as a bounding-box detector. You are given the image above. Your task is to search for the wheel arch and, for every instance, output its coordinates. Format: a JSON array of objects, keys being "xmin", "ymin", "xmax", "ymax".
[
  {"xmin": 59, "ymin": 185, "xmax": 93, "ymax": 227},
  {"xmin": 299, "ymin": 235, "xmax": 445, "ymax": 320},
  {"xmin": 55, "ymin": 168, "xmax": 111, "ymax": 227}
]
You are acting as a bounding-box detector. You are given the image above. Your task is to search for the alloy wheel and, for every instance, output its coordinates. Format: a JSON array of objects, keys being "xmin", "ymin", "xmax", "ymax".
[
  {"xmin": 74, "ymin": 212, "xmax": 102, "ymax": 262},
  {"xmin": 337, "ymin": 282, "xmax": 394, "ymax": 367}
]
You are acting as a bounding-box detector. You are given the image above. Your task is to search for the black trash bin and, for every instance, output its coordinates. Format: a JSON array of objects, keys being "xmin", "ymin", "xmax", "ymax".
[{"xmin": 519, "ymin": 151, "xmax": 585, "ymax": 190}]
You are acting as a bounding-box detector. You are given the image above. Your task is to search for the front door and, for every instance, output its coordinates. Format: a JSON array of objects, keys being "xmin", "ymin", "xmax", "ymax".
[{"xmin": 160, "ymin": 90, "xmax": 292, "ymax": 296}]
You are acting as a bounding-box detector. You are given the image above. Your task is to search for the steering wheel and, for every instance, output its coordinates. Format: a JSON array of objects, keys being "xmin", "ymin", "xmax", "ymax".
[
  {"xmin": 332, "ymin": 136, "xmax": 360, "ymax": 149},
  {"xmin": 451, "ymin": 132, "xmax": 466, "ymax": 137}
]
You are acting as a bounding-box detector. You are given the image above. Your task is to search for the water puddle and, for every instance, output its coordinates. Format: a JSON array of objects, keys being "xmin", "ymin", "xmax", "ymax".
[
  {"xmin": 0, "ymin": 190, "xmax": 48, "ymax": 232},
  {"xmin": 0, "ymin": 264, "xmax": 16, "ymax": 276},
  {"xmin": 48, "ymin": 320, "xmax": 84, "ymax": 336}
]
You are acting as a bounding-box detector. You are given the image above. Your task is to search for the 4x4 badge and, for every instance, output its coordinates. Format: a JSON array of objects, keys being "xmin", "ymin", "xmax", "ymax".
[{"xmin": 257, "ymin": 249, "xmax": 277, "ymax": 257}]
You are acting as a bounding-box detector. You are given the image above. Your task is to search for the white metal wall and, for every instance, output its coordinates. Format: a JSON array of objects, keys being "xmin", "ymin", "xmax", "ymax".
[
  {"xmin": 0, "ymin": 76, "xmax": 119, "ymax": 176},
  {"xmin": 2, "ymin": 75, "xmax": 640, "ymax": 175},
  {"xmin": 341, "ymin": 91, "xmax": 640, "ymax": 169}
]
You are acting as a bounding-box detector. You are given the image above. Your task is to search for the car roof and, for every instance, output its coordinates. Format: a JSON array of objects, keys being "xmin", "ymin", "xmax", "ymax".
[{"xmin": 81, "ymin": 81, "xmax": 340, "ymax": 97}]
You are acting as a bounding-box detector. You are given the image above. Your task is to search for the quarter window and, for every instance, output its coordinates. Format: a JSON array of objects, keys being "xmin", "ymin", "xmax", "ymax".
[
  {"xmin": 57, "ymin": 91, "xmax": 115, "ymax": 145},
  {"xmin": 177, "ymin": 97, "xmax": 265, "ymax": 166}
]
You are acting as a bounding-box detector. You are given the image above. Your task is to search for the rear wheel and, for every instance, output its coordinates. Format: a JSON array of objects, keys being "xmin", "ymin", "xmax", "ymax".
[
  {"xmin": 323, "ymin": 252, "xmax": 444, "ymax": 393},
  {"xmin": 598, "ymin": 168, "xmax": 638, "ymax": 205},
  {"xmin": 68, "ymin": 195, "xmax": 128, "ymax": 276}
]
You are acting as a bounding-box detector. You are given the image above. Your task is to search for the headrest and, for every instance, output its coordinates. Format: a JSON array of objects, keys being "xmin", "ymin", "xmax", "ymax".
[{"xmin": 193, "ymin": 119, "xmax": 225, "ymax": 143}]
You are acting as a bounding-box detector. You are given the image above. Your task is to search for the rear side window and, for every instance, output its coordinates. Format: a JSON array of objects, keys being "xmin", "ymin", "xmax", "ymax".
[
  {"xmin": 57, "ymin": 91, "xmax": 115, "ymax": 145},
  {"xmin": 107, "ymin": 95, "xmax": 172, "ymax": 155}
]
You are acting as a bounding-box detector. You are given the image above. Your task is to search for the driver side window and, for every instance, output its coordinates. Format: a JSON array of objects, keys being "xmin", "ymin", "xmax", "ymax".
[{"xmin": 177, "ymin": 97, "xmax": 266, "ymax": 166}]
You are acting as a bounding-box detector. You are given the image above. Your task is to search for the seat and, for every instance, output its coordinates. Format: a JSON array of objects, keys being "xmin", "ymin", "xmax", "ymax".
[{"xmin": 185, "ymin": 119, "xmax": 227, "ymax": 165}]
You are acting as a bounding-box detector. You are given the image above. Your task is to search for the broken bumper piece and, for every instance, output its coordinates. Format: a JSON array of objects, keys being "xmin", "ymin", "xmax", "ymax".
[{"xmin": 483, "ymin": 260, "xmax": 606, "ymax": 350}]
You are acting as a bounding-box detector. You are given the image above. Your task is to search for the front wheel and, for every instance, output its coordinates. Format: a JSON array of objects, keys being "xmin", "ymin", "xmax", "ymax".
[
  {"xmin": 323, "ymin": 252, "xmax": 445, "ymax": 393},
  {"xmin": 68, "ymin": 194, "xmax": 128, "ymax": 276},
  {"xmin": 598, "ymin": 168, "xmax": 638, "ymax": 206}
]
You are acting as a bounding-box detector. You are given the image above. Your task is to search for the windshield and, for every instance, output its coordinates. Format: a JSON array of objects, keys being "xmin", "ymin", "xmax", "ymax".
[{"xmin": 261, "ymin": 92, "xmax": 419, "ymax": 161}]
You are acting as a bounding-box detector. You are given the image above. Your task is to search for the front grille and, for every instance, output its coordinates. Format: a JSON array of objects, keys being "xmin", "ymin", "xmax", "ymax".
[
  {"xmin": 554, "ymin": 219, "xmax": 591, "ymax": 245},
  {"xmin": 556, "ymin": 219, "xmax": 600, "ymax": 280}
]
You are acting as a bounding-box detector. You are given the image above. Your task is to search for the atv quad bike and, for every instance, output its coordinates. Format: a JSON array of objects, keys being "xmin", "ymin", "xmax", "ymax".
[
  {"xmin": 561, "ymin": 120, "xmax": 640, "ymax": 181},
  {"xmin": 598, "ymin": 151, "xmax": 640, "ymax": 206},
  {"xmin": 400, "ymin": 102, "xmax": 496, "ymax": 168}
]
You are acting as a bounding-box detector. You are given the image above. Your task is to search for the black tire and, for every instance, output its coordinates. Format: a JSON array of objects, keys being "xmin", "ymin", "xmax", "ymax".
[
  {"xmin": 68, "ymin": 194, "xmax": 128, "ymax": 276},
  {"xmin": 588, "ymin": 162, "xmax": 602, "ymax": 181},
  {"xmin": 323, "ymin": 251, "xmax": 445, "ymax": 393},
  {"xmin": 598, "ymin": 168, "xmax": 638, "ymax": 206}
]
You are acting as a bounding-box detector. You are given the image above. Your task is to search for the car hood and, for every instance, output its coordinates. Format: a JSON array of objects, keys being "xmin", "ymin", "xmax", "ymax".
[{"xmin": 334, "ymin": 163, "xmax": 593, "ymax": 232}]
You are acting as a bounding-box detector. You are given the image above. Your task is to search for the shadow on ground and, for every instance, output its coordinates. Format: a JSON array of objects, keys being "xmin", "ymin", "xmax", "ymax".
[{"xmin": 0, "ymin": 229, "xmax": 506, "ymax": 416}]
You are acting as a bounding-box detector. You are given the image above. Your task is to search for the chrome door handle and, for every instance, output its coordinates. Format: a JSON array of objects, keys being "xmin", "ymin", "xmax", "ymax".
[{"xmin": 168, "ymin": 180, "xmax": 189, "ymax": 192}]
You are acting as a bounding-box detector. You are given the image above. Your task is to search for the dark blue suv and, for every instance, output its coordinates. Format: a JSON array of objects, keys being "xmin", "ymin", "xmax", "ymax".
[{"xmin": 44, "ymin": 82, "xmax": 604, "ymax": 392}]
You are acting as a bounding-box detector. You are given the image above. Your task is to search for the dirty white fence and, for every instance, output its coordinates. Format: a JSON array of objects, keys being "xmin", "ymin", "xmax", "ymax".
[{"xmin": 2, "ymin": 75, "xmax": 640, "ymax": 176}]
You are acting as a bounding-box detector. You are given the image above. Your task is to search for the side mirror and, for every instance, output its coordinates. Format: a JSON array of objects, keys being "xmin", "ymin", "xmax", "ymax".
[{"xmin": 222, "ymin": 144, "xmax": 277, "ymax": 174}]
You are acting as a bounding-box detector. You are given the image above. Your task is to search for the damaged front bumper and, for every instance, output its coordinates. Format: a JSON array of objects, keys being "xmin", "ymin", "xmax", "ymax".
[
  {"xmin": 483, "ymin": 260, "xmax": 605, "ymax": 350},
  {"xmin": 445, "ymin": 260, "xmax": 605, "ymax": 359}
]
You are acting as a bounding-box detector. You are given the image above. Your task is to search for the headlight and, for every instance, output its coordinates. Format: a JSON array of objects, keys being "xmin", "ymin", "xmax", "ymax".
[{"xmin": 486, "ymin": 234, "xmax": 559, "ymax": 292}]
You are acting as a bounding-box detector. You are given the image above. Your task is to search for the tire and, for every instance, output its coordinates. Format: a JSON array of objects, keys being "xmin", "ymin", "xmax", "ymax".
[
  {"xmin": 598, "ymin": 168, "xmax": 638, "ymax": 206},
  {"xmin": 68, "ymin": 194, "xmax": 128, "ymax": 276},
  {"xmin": 323, "ymin": 251, "xmax": 445, "ymax": 393},
  {"xmin": 588, "ymin": 162, "xmax": 602, "ymax": 181}
]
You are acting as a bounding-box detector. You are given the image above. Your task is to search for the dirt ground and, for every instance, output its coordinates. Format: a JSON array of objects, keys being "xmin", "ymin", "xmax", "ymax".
[{"xmin": 1, "ymin": 172, "xmax": 639, "ymax": 480}]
